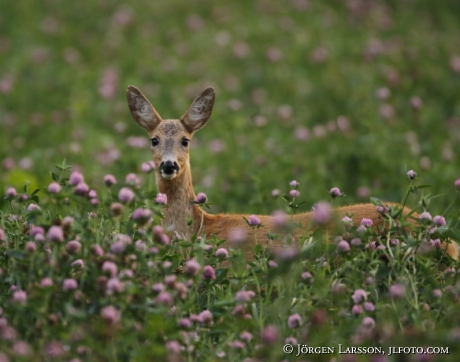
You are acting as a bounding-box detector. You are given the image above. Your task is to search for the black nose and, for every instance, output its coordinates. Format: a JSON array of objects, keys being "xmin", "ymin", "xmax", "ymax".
[{"xmin": 160, "ymin": 161, "xmax": 179, "ymax": 174}]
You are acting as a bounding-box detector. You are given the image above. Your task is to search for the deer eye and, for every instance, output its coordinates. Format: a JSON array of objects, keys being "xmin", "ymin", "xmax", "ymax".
[
  {"xmin": 151, "ymin": 138, "xmax": 159, "ymax": 147},
  {"xmin": 181, "ymin": 138, "xmax": 190, "ymax": 147}
]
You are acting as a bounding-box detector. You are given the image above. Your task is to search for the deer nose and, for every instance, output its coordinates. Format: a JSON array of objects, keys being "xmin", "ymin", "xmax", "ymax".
[{"xmin": 160, "ymin": 161, "xmax": 179, "ymax": 174}]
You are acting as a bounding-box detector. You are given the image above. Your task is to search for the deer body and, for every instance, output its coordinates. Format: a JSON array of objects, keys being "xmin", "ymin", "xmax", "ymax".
[{"xmin": 127, "ymin": 86, "xmax": 458, "ymax": 260}]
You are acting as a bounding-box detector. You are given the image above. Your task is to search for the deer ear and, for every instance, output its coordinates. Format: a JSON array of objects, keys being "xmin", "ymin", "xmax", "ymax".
[
  {"xmin": 126, "ymin": 86, "xmax": 162, "ymax": 132},
  {"xmin": 181, "ymin": 87, "xmax": 215, "ymax": 132}
]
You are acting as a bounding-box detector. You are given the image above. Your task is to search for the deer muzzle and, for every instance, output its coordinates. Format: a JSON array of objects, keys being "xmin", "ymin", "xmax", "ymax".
[{"xmin": 159, "ymin": 161, "xmax": 179, "ymax": 179}]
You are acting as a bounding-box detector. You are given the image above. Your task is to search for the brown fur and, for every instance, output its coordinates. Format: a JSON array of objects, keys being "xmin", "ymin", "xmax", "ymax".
[{"xmin": 126, "ymin": 85, "xmax": 458, "ymax": 261}]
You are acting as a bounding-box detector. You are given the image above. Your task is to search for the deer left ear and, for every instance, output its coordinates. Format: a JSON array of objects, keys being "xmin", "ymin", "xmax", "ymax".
[
  {"xmin": 181, "ymin": 87, "xmax": 215, "ymax": 132},
  {"xmin": 127, "ymin": 86, "xmax": 163, "ymax": 132}
]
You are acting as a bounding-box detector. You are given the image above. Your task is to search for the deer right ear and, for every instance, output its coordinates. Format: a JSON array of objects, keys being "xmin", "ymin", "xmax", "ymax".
[
  {"xmin": 181, "ymin": 87, "xmax": 215, "ymax": 132},
  {"xmin": 126, "ymin": 86, "xmax": 162, "ymax": 132}
]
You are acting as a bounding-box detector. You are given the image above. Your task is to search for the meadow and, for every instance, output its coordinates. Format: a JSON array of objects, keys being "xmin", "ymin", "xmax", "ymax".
[{"xmin": 1, "ymin": 0, "xmax": 460, "ymax": 361}]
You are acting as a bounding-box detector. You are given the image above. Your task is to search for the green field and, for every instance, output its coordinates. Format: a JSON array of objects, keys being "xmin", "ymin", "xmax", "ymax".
[
  {"xmin": 1, "ymin": 1, "xmax": 460, "ymax": 361},
  {"xmin": 2, "ymin": 0, "xmax": 460, "ymax": 213}
]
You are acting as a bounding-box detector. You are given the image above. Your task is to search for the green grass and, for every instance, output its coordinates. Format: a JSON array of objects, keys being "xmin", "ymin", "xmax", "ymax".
[
  {"xmin": 1, "ymin": 0, "xmax": 460, "ymax": 214},
  {"xmin": 1, "ymin": 0, "xmax": 460, "ymax": 360},
  {"xmin": 1, "ymin": 165, "xmax": 460, "ymax": 361}
]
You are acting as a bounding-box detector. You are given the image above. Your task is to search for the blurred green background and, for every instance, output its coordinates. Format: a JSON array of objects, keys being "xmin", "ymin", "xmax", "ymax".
[{"xmin": 1, "ymin": 0, "xmax": 459, "ymax": 214}]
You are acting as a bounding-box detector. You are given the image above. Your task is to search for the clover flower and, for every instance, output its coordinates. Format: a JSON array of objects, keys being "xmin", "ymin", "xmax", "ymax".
[
  {"xmin": 132, "ymin": 208, "xmax": 152, "ymax": 225},
  {"xmin": 73, "ymin": 182, "xmax": 89, "ymax": 196},
  {"xmin": 240, "ymin": 331, "xmax": 253, "ymax": 342},
  {"xmin": 337, "ymin": 240, "xmax": 350, "ymax": 252},
  {"xmin": 389, "ymin": 284, "xmax": 406, "ymax": 299},
  {"xmin": 27, "ymin": 204, "xmax": 40, "ymax": 211},
  {"xmin": 199, "ymin": 310, "xmax": 213, "ymax": 326},
  {"xmin": 141, "ymin": 161, "xmax": 156, "ymax": 173},
  {"xmin": 101, "ymin": 306, "xmax": 121, "ymax": 325},
  {"xmin": 227, "ymin": 227, "xmax": 247, "ymax": 245},
  {"xmin": 289, "ymin": 189, "xmax": 300, "ymax": 198},
  {"xmin": 261, "ymin": 325, "xmax": 279, "ymax": 345},
  {"xmin": 66, "ymin": 240, "xmax": 81, "ymax": 254},
  {"xmin": 455, "ymin": 179, "xmax": 460, "ymax": 191},
  {"xmin": 48, "ymin": 182, "xmax": 61, "ymax": 194},
  {"xmin": 47, "ymin": 226, "xmax": 64, "ymax": 242},
  {"xmin": 195, "ymin": 192, "xmax": 208, "ymax": 204},
  {"xmin": 362, "ymin": 317, "xmax": 375, "ymax": 328},
  {"xmin": 184, "ymin": 259, "xmax": 201, "ymax": 276},
  {"xmin": 215, "ymin": 248, "xmax": 229, "ymax": 259},
  {"xmin": 433, "ymin": 215, "xmax": 446, "ymax": 227},
  {"xmin": 312, "ymin": 201, "xmax": 332, "ymax": 224},
  {"xmin": 102, "ymin": 261, "xmax": 118, "ymax": 277},
  {"xmin": 91, "ymin": 245, "xmax": 104, "ymax": 257},
  {"xmin": 40, "ymin": 278, "xmax": 53, "ymax": 288},
  {"xmin": 363, "ymin": 302, "xmax": 375, "ymax": 312},
  {"xmin": 272, "ymin": 210, "xmax": 288, "ymax": 228},
  {"xmin": 63, "ymin": 278, "xmax": 78, "ymax": 291},
  {"xmin": 203, "ymin": 265, "xmax": 216, "ymax": 280},
  {"xmin": 407, "ymin": 170, "xmax": 417, "ymax": 180},
  {"xmin": 11, "ymin": 290, "xmax": 27, "ymax": 304},
  {"xmin": 155, "ymin": 291, "xmax": 173, "ymax": 306},
  {"xmin": 25, "ymin": 242, "xmax": 36, "ymax": 253},
  {"xmin": 235, "ymin": 290, "xmax": 256, "ymax": 303},
  {"xmin": 118, "ymin": 188, "xmax": 135, "ymax": 203},
  {"xmin": 125, "ymin": 173, "xmax": 141, "ymax": 188},
  {"xmin": 287, "ymin": 314, "xmax": 302, "ymax": 329},
  {"xmin": 103, "ymin": 174, "xmax": 117, "ymax": 186},
  {"xmin": 6, "ymin": 187, "xmax": 17, "ymax": 198},
  {"xmin": 351, "ymin": 289, "xmax": 367, "ymax": 303},
  {"xmin": 69, "ymin": 172, "xmax": 84, "ymax": 185},
  {"xmin": 155, "ymin": 192, "xmax": 167, "ymax": 205},
  {"xmin": 247, "ymin": 214, "xmax": 261, "ymax": 226},
  {"xmin": 106, "ymin": 277, "xmax": 124, "ymax": 295},
  {"xmin": 351, "ymin": 238, "xmax": 362, "ymax": 246},
  {"xmin": 341, "ymin": 216, "xmax": 353, "ymax": 225},
  {"xmin": 420, "ymin": 212, "xmax": 432, "ymax": 221},
  {"xmin": 329, "ymin": 187, "xmax": 341, "ymax": 198},
  {"xmin": 71, "ymin": 259, "xmax": 84, "ymax": 268}
]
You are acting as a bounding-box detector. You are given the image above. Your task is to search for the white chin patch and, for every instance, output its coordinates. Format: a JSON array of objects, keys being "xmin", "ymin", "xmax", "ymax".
[{"xmin": 161, "ymin": 171, "xmax": 177, "ymax": 180}]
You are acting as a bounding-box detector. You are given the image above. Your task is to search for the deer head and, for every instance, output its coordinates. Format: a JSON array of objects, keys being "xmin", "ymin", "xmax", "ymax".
[{"xmin": 126, "ymin": 86, "xmax": 215, "ymax": 180}]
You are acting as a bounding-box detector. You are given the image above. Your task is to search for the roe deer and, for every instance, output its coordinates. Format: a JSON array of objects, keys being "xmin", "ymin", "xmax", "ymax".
[{"xmin": 126, "ymin": 85, "xmax": 458, "ymax": 260}]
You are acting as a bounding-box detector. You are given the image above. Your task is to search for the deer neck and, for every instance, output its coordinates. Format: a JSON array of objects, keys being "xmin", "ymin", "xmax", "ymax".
[{"xmin": 155, "ymin": 163, "xmax": 202, "ymax": 238}]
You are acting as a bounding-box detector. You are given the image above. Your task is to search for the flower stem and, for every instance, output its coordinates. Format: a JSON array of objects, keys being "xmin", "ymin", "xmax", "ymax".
[
  {"xmin": 398, "ymin": 180, "xmax": 413, "ymax": 219},
  {"xmin": 197, "ymin": 207, "xmax": 204, "ymax": 237}
]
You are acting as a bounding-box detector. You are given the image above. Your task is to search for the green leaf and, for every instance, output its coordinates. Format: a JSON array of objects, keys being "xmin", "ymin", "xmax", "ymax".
[
  {"xmin": 55, "ymin": 159, "xmax": 71, "ymax": 172},
  {"xmin": 178, "ymin": 241, "xmax": 193, "ymax": 247},
  {"xmin": 31, "ymin": 188, "xmax": 40, "ymax": 196},
  {"xmin": 448, "ymin": 228, "xmax": 460, "ymax": 240},
  {"xmin": 51, "ymin": 172, "xmax": 60, "ymax": 181},
  {"xmin": 281, "ymin": 195, "xmax": 291, "ymax": 203},
  {"xmin": 23, "ymin": 181, "xmax": 30, "ymax": 193},
  {"xmin": 436, "ymin": 226, "xmax": 449, "ymax": 235},
  {"xmin": 214, "ymin": 268, "xmax": 229, "ymax": 284},
  {"xmin": 370, "ymin": 197, "xmax": 383, "ymax": 206},
  {"xmin": 144, "ymin": 190, "xmax": 158, "ymax": 199},
  {"xmin": 213, "ymin": 299, "xmax": 235, "ymax": 307},
  {"xmin": 6, "ymin": 250, "xmax": 26, "ymax": 260}
]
